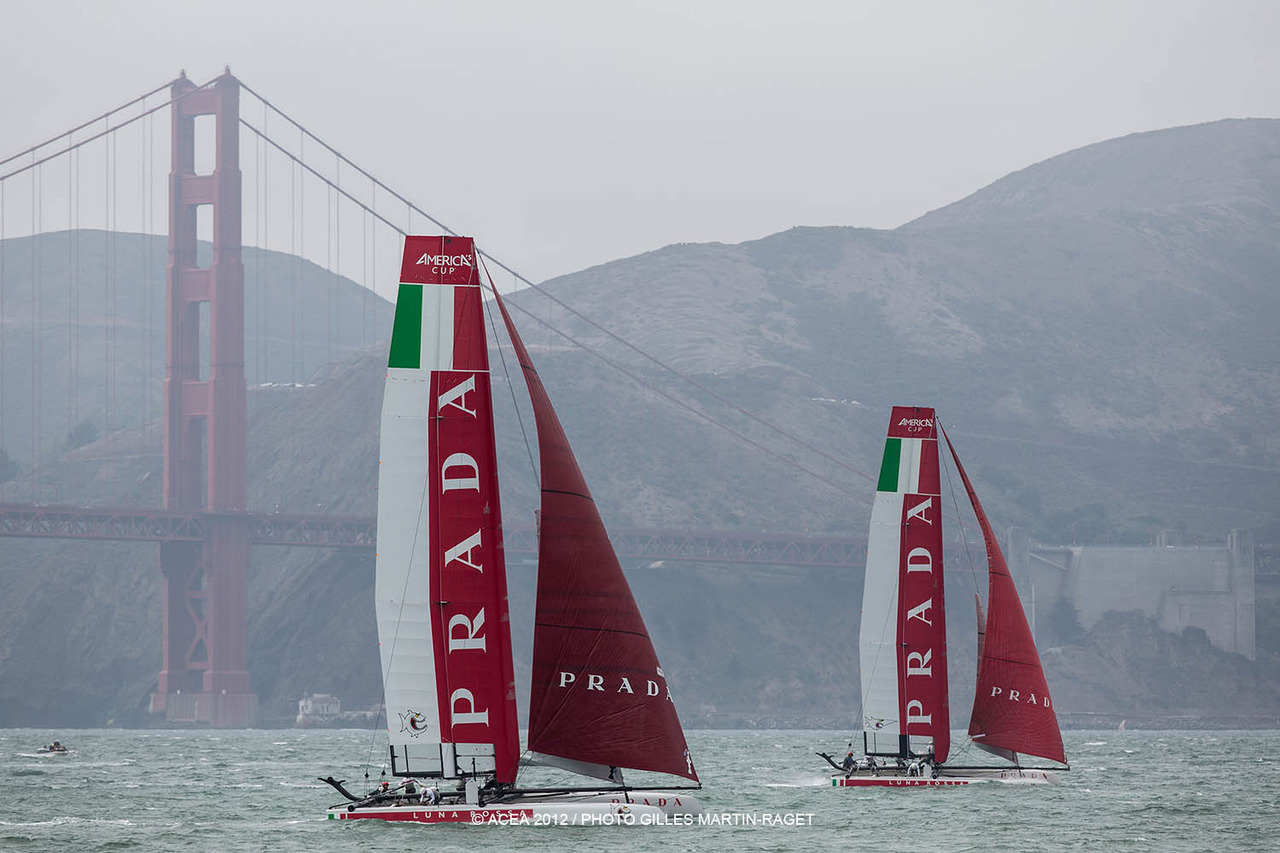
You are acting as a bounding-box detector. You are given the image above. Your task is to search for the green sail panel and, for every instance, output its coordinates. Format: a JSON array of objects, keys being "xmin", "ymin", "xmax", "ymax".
[
  {"xmin": 877, "ymin": 438, "xmax": 902, "ymax": 492},
  {"xmin": 388, "ymin": 283, "xmax": 424, "ymax": 369}
]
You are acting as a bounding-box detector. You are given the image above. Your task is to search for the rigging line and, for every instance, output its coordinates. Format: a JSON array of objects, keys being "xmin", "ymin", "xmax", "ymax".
[
  {"xmin": 0, "ymin": 77, "xmax": 217, "ymax": 183},
  {"xmin": 480, "ymin": 257, "xmax": 539, "ymax": 488},
  {"xmin": 495, "ymin": 278, "xmax": 862, "ymax": 501},
  {"xmin": 937, "ymin": 418, "xmax": 984, "ymax": 597},
  {"xmin": 0, "ymin": 80, "xmax": 172, "ymax": 169},
  {"xmin": 485, "ymin": 293, "xmax": 538, "ymax": 487}
]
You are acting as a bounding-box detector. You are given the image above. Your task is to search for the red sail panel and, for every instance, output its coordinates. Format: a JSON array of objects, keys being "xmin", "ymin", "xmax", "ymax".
[
  {"xmin": 942, "ymin": 428, "xmax": 1066, "ymax": 765},
  {"xmin": 401, "ymin": 235, "xmax": 480, "ymax": 285},
  {"xmin": 897, "ymin": 490, "xmax": 950, "ymax": 762},
  {"xmin": 490, "ymin": 285, "xmax": 697, "ymax": 783},
  {"xmin": 427, "ymin": 369, "xmax": 521, "ymax": 783},
  {"xmin": 399, "ymin": 236, "xmax": 488, "ymax": 369},
  {"xmin": 392, "ymin": 235, "xmax": 519, "ymax": 783}
]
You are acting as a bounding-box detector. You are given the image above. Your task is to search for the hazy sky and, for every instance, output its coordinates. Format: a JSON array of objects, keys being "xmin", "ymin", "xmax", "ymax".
[{"xmin": 2, "ymin": 0, "xmax": 1278, "ymax": 284}]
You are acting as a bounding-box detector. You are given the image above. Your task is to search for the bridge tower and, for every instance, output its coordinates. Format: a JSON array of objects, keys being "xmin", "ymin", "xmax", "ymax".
[{"xmin": 149, "ymin": 72, "xmax": 257, "ymax": 725}]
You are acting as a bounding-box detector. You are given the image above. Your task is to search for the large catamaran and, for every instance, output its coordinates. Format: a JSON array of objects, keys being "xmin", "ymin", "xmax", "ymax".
[
  {"xmin": 324, "ymin": 236, "xmax": 701, "ymax": 823},
  {"xmin": 819, "ymin": 406, "xmax": 1068, "ymax": 786}
]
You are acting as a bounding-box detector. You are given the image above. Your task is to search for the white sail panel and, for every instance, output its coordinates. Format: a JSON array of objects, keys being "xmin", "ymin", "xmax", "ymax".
[
  {"xmin": 860, "ymin": 491, "xmax": 903, "ymax": 753},
  {"xmin": 375, "ymin": 282, "xmax": 458, "ymax": 772},
  {"xmin": 895, "ymin": 437, "xmax": 925, "ymax": 494}
]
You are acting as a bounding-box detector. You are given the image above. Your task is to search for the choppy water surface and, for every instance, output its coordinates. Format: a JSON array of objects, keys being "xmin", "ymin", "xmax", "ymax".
[{"xmin": 2, "ymin": 728, "xmax": 1277, "ymax": 852}]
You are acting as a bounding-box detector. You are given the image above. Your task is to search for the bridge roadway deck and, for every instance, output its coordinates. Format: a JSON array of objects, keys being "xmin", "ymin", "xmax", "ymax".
[
  {"xmin": 5, "ymin": 504, "xmax": 1273, "ymax": 569},
  {"xmin": 0, "ymin": 503, "xmax": 864, "ymax": 567}
]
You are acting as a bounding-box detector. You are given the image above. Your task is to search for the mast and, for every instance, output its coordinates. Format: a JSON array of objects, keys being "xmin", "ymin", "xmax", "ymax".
[
  {"xmin": 941, "ymin": 426, "xmax": 1066, "ymax": 765},
  {"xmin": 860, "ymin": 406, "xmax": 950, "ymax": 762},
  {"xmin": 488, "ymin": 271, "xmax": 698, "ymax": 784},
  {"xmin": 375, "ymin": 236, "xmax": 520, "ymax": 783}
]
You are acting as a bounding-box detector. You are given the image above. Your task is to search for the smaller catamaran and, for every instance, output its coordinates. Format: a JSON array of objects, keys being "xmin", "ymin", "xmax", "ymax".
[
  {"xmin": 819, "ymin": 406, "xmax": 1068, "ymax": 787},
  {"xmin": 323, "ymin": 236, "xmax": 701, "ymax": 824}
]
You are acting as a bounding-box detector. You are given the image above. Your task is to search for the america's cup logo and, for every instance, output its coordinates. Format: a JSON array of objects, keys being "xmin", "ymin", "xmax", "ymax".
[{"xmin": 416, "ymin": 252, "xmax": 473, "ymax": 277}]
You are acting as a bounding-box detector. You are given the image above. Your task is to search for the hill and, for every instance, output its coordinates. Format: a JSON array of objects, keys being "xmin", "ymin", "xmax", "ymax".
[{"xmin": 2, "ymin": 119, "xmax": 1280, "ymax": 728}]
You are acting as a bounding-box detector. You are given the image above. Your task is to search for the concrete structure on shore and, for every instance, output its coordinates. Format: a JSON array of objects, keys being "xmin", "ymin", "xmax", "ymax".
[{"xmin": 1010, "ymin": 530, "xmax": 1256, "ymax": 659}]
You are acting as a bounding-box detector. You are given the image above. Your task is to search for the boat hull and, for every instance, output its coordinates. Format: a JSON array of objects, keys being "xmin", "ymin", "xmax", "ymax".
[
  {"xmin": 832, "ymin": 767, "xmax": 1060, "ymax": 787},
  {"xmin": 834, "ymin": 776, "xmax": 975, "ymax": 787},
  {"xmin": 328, "ymin": 791, "xmax": 703, "ymax": 825}
]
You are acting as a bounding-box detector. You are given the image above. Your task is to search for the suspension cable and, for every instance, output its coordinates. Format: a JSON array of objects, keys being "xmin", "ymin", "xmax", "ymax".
[
  {"xmin": 0, "ymin": 80, "xmax": 172, "ymax": 170},
  {"xmin": 31, "ymin": 161, "xmax": 41, "ymax": 486},
  {"xmin": 68, "ymin": 140, "xmax": 77, "ymax": 431},
  {"xmin": 1, "ymin": 180, "xmax": 6, "ymax": 455},
  {"xmin": 0, "ymin": 78, "xmax": 217, "ymax": 184},
  {"xmin": 237, "ymin": 76, "xmax": 875, "ymax": 487},
  {"xmin": 485, "ymin": 259, "xmax": 862, "ymax": 500}
]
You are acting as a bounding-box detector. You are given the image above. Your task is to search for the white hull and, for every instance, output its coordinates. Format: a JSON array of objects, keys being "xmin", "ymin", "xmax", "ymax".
[
  {"xmin": 832, "ymin": 767, "xmax": 1060, "ymax": 787},
  {"xmin": 328, "ymin": 790, "xmax": 703, "ymax": 825}
]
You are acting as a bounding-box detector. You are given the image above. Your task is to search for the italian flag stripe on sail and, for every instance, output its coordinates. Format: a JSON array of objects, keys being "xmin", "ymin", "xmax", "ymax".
[
  {"xmin": 388, "ymin": 283, "xmax": 424, "ymax": 369},
  {"xmin": 880, "ymin": 410, "xmax": 941, "ymax": 495},
  {"xmin": 877, "ymin": 437, "xmax": 925, "ymax": 493}
]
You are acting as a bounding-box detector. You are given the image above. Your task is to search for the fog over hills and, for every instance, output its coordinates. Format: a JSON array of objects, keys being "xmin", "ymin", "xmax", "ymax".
[{"xmin": 2, "ymin": 119, "xmax": 1279, "ymax": 727}]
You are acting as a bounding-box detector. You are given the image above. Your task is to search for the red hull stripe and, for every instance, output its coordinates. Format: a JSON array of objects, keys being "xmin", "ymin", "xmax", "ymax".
[
  {"xmin": 833, "ymin": 778, "xmax": 971, "ymax": 787},
  {"xmin": 337, "ymin": 808, "xmax": 535, "ymax": 823}
]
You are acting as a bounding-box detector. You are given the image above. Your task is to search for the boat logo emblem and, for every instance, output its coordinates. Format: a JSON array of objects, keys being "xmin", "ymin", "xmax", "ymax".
[{"xmin": 399, "ymin": 710, "xmax": 429, "ymax": 737}]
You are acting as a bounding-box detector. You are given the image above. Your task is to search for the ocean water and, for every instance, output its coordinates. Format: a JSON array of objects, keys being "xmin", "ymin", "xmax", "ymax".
[{"xmin": 2, "ymin": 728, "xmax": 1277, "ymax": 852}]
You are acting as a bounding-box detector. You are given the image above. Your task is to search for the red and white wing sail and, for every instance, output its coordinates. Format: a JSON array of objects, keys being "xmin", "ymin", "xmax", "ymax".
[
  {"xmin": 860, "ymin": 406, "xmax": 951, "ymax": 762},
  {"xmin": 376, "ymin": 236, "xmax": 520, "ymax": 782}
]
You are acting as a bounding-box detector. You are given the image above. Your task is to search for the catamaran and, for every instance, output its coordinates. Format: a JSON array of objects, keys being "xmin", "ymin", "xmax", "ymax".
[
  {"xmin": 819, "ymin": 406, "xmax": 1068, "ymax": 787},
  {"xmin": 323, "ymin": 236, "xmax": 702, "ymax": 824}
]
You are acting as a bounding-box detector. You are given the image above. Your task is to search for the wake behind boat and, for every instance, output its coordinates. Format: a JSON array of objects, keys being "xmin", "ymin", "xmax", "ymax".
[
  {"xmin": 821, "ymin": 406, "xmax": 1068, "ymax": 788},
  {"xmin": 324, "ymin": 236, "xmax": 701, "ymax": 825}
]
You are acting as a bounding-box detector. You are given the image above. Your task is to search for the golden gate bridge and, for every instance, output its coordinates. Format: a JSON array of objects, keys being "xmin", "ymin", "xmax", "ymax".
[
  {"xmin": 0, "ymin": 70, "xmax": 867, "ymax": 726},
  {"xmin": 6, "ymin": 71, "xmax": 1269, "ymax": 727}
]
